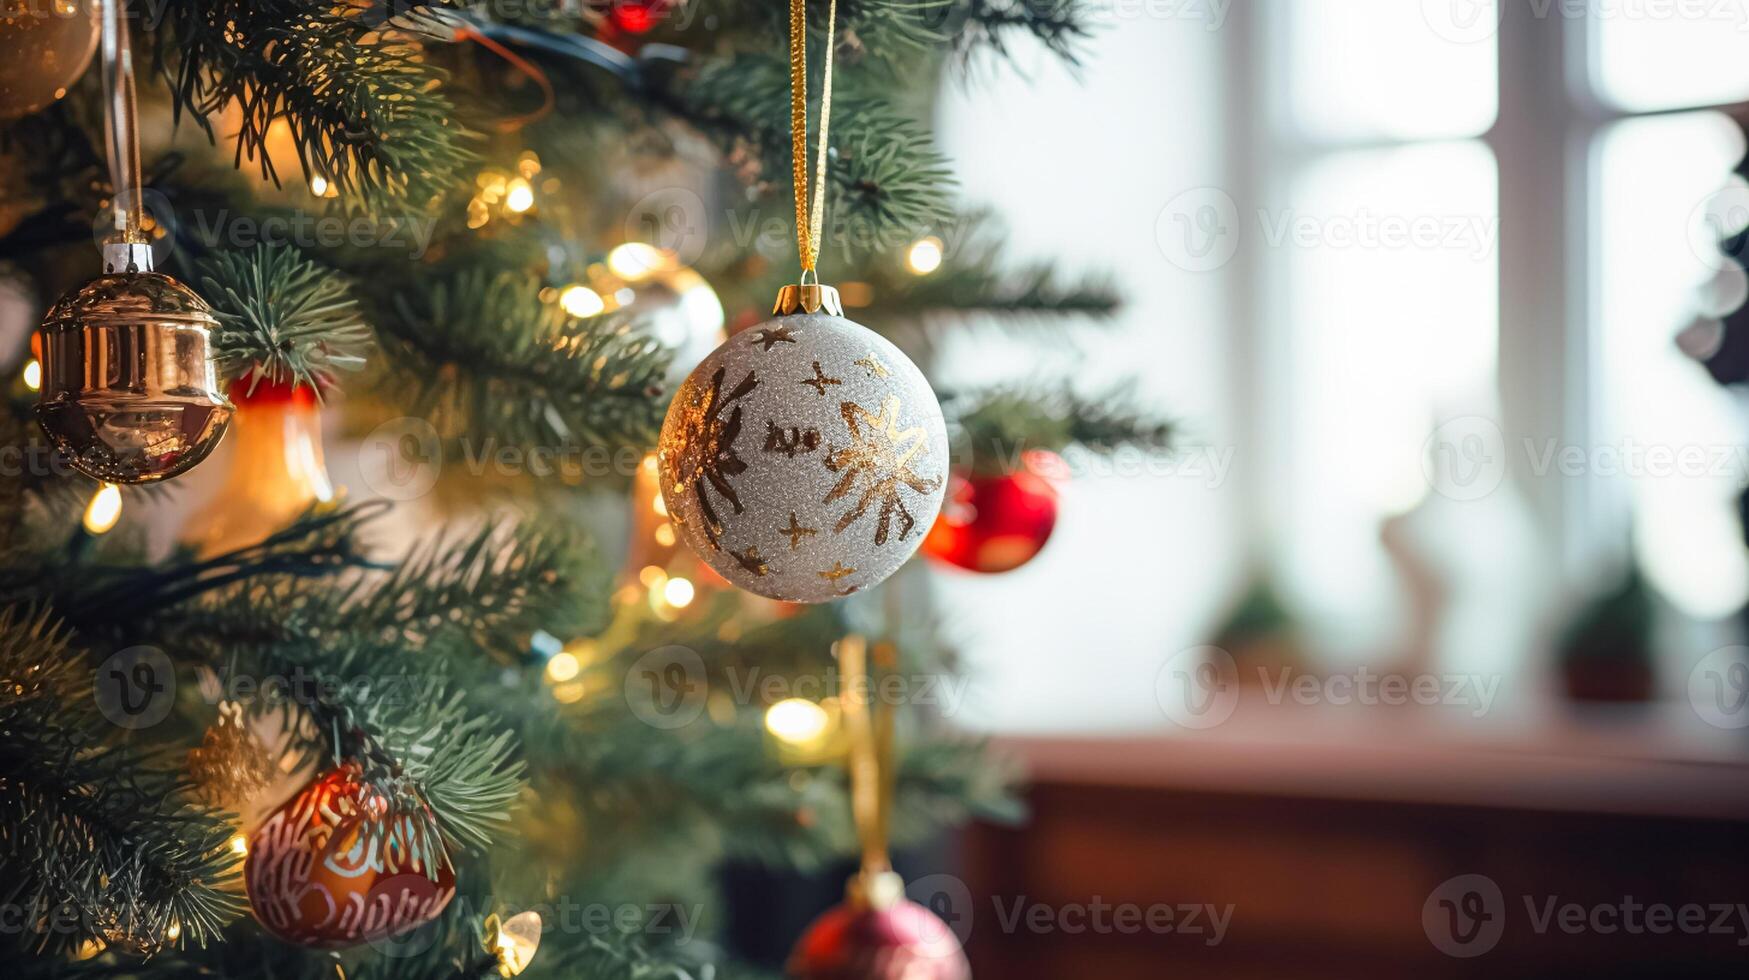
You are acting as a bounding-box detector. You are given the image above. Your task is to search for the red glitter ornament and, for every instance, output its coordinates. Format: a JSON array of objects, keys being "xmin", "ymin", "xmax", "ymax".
[
  {"xmin": 921, "ymin": 451, "xmax": 1062, "ymax": 573},
  {"xmin": 244, "ymin": 764, "xmax": 455, "ymax": 949},
  {"xmin": 788, "ymin": 874, "xmax": 970, "ymax": 980}
]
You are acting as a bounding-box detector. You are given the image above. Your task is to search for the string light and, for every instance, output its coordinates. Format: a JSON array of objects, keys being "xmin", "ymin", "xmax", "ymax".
[
  {"xmin": 607, "ymin": 242, "xmax": 663, "ymax": 281},
  {"xmin": 905, "ymin": 236, "xmax": 944, "ymax": 275},
  {"xmin": 559, "ymin": 285, "xmax": 605, "ymax": 318},
  {"xmin": 545, "ymin": 651, "xmax": 580, "ymax": 683},
  {"xmin": 229, "ymin": 834, "xmax": 249, "ymax": 857},
  {"xmin": 165, "ymin": 921, "xmax": 181, "ymax": 942},
  {"xmin": 765, "ymin": 698, "xmax": 831, "ymax": 746},
  {"xmin": 22, "ymin": 358, "xmax": 40, "ymax": 391},
  {"xmin": 505, "ymin": 178, "xmax": 535, "ymax": 213},
  {"xmin": 82, "ymin": 483, "xmax": 121, "ymax": 535},
  {"xmin": 662, "ymin": 576, "xmax": 695, "ymax": 609},
  {"xmin": 486, "ymin": 910, "xmax": 544, "ymax": 977}
]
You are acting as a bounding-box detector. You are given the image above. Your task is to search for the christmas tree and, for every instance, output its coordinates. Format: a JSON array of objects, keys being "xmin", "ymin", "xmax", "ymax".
[{"xmin": 0, "ymin": 2, "xmax": 1170, "ymax": 976}]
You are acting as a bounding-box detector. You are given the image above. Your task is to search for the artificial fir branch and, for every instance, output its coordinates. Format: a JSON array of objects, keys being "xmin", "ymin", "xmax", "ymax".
[
  {"xmin": 148, "ymin": 1, "xmax": 471, "ymax": 213},
  {"xmin": 198, "ymin": 244, "xmax": 375, "ymax": 391},
  {"xmin": 0, "ymin": 607, "xmax": 242, "ymax": 957},
  {"xmin": 949, "ymin": 0, "xmax": 1095, "ymax": 66},
  {"xmin": 948, "ymin": 382, "xmax": 1176, "ymax": 475},
  {"xmin": 672, "ymin": 54, "xmax": 955, "ymax": 256},
  {"xmin": 376, "ymin": 269, "xmax": 669, "ymax": 449}
]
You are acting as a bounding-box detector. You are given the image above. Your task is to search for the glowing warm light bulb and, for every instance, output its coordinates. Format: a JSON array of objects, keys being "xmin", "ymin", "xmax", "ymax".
[
  {"xmin": 905, "ymin": 236, "xmax": 944, "ymax": 275},
  {"xmin": 310, "ymin": 175, "xmax": 328, "ymax": 196},
  {"xmin": 654, "ymin": 523, "xmax": 676, "ymax": 547},
  {"xmin": 559, "ymin": 285, "xmax": 605, "ymax": 318},
  {"xmin": 639, "ymin": 565, "xmax": 668, "ymax": 590},
  {"xmin": 229, "ymin": 834, "xmax": 249, "ymax": 856},
  {"xmin": 83, "ymin": 483, "xmax": 121, "ymax": 535},
  {"xmin": 22, "ymin": 358, "xmax": 40, "ymax": 391},
  {"xmin": 505, "ymin": 178, "xmax": 535, "ymax": 213},
  {"xmin": 662, "ymin": 576, "xmax": 695, "ymax": 608},
  {"xmin": 607, "ymin": 242, "xmax": 664, "ymax": 281},
  {"xmin": 765, "ymin": 698, "xmax": 831, "ymax": 745},
  {"xmin": 652, "ymin": 493, "xmax": 667, "ymax": 517},
  {"xmin": 165, "ymin": 921, "xmax": 181, "ymax": 942},
  {"xmin": 545, "ymin": 651, "xmax": 581, "ymax": 683},
  {"xmin": 489, "ymin": 910, "xmax": 544, "ymax": 977}
]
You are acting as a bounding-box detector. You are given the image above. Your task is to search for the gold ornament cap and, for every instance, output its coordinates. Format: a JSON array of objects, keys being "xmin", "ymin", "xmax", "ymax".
[
  {"xmin": 773, "ymin": 282, "xmax": 843, "ymax": 317},
  {"xmin": 847, "ymin": 869, "xmax": 906, "ymax": 911}
]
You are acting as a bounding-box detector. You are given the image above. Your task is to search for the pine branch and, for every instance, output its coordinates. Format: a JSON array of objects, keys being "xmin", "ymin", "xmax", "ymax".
[
  {"xmin": 948, "ymin": 0, "xmax": 1095, "ymax": 66},
  {"xmin": 948, "ymin": 382, "xmax": 1176, "ymax": 475},
  {"xmin": 0, "ymin": 606, "xmax": 241, "ymax": 957},
  {"xmin": 672, "ymin": 54, "xmax": 955, "ymax": 257},
  {"xmin": 375, "ymin": 269, "xmax": 669, "ymax": 450},
  {"xmin": 199, "ymin": 244, "xmax": 375, "ymax": 390},
  {"xmin": 149, "ymin": 1, "xmax": 472, "ymax": 214}
]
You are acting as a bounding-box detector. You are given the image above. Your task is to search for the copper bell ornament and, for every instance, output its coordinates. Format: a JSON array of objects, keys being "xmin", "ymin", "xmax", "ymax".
[
  {"xmin": 36, "ymin": 243, "xmax": 233, "ymax": 483},
  {"xmin": 35, "ymin": 0, "xmax": 231, "ymax": 484}
]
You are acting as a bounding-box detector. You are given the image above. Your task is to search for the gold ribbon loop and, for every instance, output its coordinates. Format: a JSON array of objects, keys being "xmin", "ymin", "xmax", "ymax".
[{"xmin": 789, "ymin": 0, "xmax": 838, "ymax": 276}]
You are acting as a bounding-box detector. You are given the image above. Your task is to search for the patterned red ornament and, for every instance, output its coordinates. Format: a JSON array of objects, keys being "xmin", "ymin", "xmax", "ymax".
[
  {"xmin": 788, "ymin": 893, "xmax": 970, "ymax": 980},
  {"xmin": 606, "ymin": 0, "xmax": 676, "ymax": 34},
  {"xmin": 244, "ymin": 764, "xmax": 455, "ymax": 949},
  {"xmin": 920, "ymin": 450, "xmax": 1062, "ymax": 573}
]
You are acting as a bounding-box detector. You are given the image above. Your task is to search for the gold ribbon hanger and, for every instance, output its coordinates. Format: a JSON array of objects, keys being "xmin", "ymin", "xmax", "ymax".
[
  {"xmin": 839, "ymin": 634, "xmax": 903, "ymax": 908},
  {"xmin": 775, "ymin": 0, "xmax": 845, "ymax": 317}
]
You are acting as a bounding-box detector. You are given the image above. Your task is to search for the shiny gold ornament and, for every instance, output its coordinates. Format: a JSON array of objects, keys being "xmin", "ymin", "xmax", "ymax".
[
  {"xmin": 36, "ymin": 249, "xmax": 235, "ymax": 484},
  {"xmin": 186, "ymin": 700, "xmax": 275, "ymax": 810},
  {"xmin": 0, "ymin": 1, "xmax": 98, "ymax": 121}
]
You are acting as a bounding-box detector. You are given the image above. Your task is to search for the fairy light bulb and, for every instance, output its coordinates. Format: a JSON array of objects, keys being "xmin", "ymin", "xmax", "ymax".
[
  {"xmin": 662, "ymin": 576, "xmax": 695, "ymax": 608},
  {"xmin": 905, "ymin": 236, "xmax": 944, "ymax": 275},
  {"xmin": 21, "ymin": 358, "xmax": 40, "ymax": 391},
  {"xmin": 83, "ymin": 482, "xmax": 121, "ymax": 534},
  {"xmin": 607, "ymin": 242, "xmax": 663, "ymax": 281},
  {"xmin": 559, "ymin": 284, "xmax": 605, "ymax": 318},
  {"xmin": 766, "ymin": 698, "xmax": 831, "ymax": 746}
]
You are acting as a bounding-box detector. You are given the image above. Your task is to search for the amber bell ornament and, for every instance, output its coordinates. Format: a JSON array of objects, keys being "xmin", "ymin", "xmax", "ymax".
[{"xmin": 36, "ymin": 242, "xmax": 234, "ymax": 484}]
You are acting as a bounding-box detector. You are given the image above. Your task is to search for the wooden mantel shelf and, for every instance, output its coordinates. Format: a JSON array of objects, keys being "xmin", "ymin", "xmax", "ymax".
[{"xmin": 994, "ymin": 701, "xmax": 1749, "ymax": 821}]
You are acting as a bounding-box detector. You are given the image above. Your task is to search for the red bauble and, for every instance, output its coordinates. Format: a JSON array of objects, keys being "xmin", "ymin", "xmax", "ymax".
[
  {"xmin": 606, "ymin": 0, "xmax": 676, "ymax": 33},
  {"xmin": 788, "ymin": 896, "xmax": 970, "ymax": 980},
  {"xmin": 921, "ymin": 451, "xmax": 1062, "ymax": 574},
  {"xmin": 245, "ymin": 764, "xmax": 455, "ymax": 949}
]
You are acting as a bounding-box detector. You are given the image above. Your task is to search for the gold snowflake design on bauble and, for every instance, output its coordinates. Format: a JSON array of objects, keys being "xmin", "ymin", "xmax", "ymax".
[
  {"xmin": 665, "ymin": 366, "xmax": 758, "ymax": 550},
  {"xmin": 822, "ymin": 395, "xmax": 942, "ymax": 546}
]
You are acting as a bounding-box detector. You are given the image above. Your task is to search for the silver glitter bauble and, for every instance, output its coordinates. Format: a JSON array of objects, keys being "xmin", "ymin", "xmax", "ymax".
[{"xmin": 658, "ymin": 288, "xmax": 947, "ymax": 602}]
